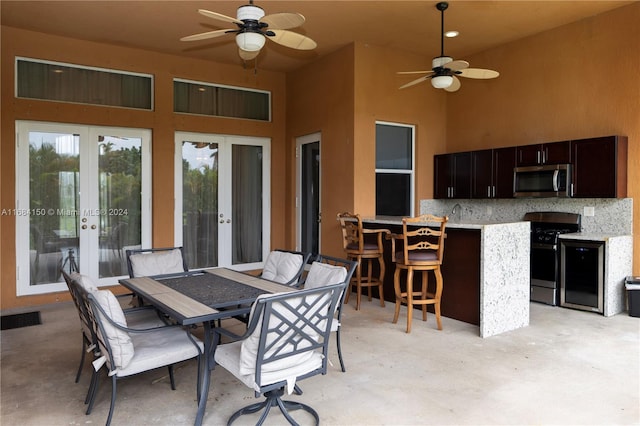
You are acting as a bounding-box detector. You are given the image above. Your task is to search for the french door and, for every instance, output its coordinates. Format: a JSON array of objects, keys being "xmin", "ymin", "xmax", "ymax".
[
  {"xmin": 174, "ymin": 132, "xmax": 270, "ymax": 271},
  {"xmin": 15, "ymin": 121, "xmax": 151, "ymax": 295}
]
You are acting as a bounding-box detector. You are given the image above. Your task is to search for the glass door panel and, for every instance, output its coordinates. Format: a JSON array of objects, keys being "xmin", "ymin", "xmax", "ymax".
[
  {"xmin": 27, "ymin": 131, "xmax": 80, "ymax": 285},
  {"xmin": 97, "ymin": 135, "xmax": 143, "ymax": 278},
  {"xmin": 232, "ymin": 144, "xmax": 263, "ymax": 264},
  {"xmin": 180, "ymin": 141, "xmax": 219, "ymax": 269}
]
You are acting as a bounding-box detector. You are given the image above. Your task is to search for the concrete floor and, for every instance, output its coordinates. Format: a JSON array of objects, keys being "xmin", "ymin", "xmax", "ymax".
[{"xmin": 1, "ymin": 298, "xmax": 639, "ymax": 425}]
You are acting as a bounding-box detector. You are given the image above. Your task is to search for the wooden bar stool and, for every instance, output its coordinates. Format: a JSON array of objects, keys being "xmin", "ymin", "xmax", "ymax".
[
  {"xmin": 337, "ymin": 212, "xmax": 390, "ymax": 310},
  {"xmin": 389, "ymin": 214, "xmax": 448, "ymax": 333}
]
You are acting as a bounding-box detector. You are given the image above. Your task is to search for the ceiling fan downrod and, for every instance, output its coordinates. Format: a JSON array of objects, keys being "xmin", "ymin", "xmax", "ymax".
[{"xmin": 436, "ymin": 2, "xmax": 449, "ymax": 59}]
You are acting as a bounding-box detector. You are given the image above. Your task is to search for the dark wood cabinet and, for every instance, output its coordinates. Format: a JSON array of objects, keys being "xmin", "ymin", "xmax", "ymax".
[
  {"xmin": 434, "ymin": 152, "xmax": 471, "ymax": 199},
  {"xmin": 571, "ymin": 136, "xmax": 628, "ymax": 198},
  {"xmin": 471, "ymin": 147, "xmax": 516, "ymax": 199},
  {"xmin": 516, "ymin": 140, "xmax": 571, "ymax": 166}
]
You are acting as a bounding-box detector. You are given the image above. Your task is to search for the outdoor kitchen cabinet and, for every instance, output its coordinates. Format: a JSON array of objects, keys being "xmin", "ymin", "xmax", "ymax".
[
  {"xmin": 434, "ymin": 152, "xmax": 472, "ymax": 199},
  {"xmin": 516, "ymin": 140, "xmax": 571, "ymax": 166},
  {"xmin": 471, "ymin": 147, "xmax": 516, "ymax": 199},
  {"xmin": 571, "ymin": 135, "xmax": 628, "ymax": 198}
]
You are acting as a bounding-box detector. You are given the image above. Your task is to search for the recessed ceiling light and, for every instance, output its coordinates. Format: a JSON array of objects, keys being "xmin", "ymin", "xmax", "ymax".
[{"xmin": 445, "ymin": 30, "xmax": 459, "ymax": 38}]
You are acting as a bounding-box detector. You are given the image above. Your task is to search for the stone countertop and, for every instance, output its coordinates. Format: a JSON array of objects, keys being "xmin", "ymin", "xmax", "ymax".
[
  {"xmin": 362, "ymin": 216, "xmax": 529, "ymax": 230},
  {"xmin": 559, "ymin": 232, "xmax": 632, "ymax": 242}
]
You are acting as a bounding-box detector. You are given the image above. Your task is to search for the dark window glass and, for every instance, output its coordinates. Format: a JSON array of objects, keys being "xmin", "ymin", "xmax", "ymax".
[
  {"xmin": 17, "ymin": 58, "xmax": 152, "ymax": 110},
  {"xmin": 174, "ymin": 80, "xmax": 270, "ymax": 121}
]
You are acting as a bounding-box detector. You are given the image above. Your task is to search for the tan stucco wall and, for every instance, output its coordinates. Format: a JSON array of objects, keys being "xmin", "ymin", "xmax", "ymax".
[{"xmin": 1, "ymin": 26, "xmax": 287, "ymax": 309}]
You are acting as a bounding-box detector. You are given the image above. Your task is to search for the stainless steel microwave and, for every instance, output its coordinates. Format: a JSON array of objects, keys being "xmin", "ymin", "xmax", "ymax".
[{"xmin": 513, "ymin": 164, "xmax": 572, "ymax": 198}]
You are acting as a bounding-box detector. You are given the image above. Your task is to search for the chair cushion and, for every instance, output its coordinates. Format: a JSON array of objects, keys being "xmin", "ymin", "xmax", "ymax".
[
  {"xmin": 237, "ymin": 293, "xmax": 325, "ymax": 384},
  {"xmin": 70, "ymin": 272, "xmax": 99, "ymax": 292},
  {"xmin": 92, "ymin": 290, "xmax": 135, "ymax": 369},
  {"xmin": 346, "ymin": 242, "xmax": 378, "ymax": 251},
  {"xmin": 260, "ymin": 251, "xmax": 303, "ymax": 285},
  {"xmin": 395, "ymin": 250, "xmax": 438, "ymax": 263},
  {"xmin": 129, "ymin": 249, "xmax": 185, "ymax": 277},
  {"xmin": 215, "ymin": 339, "xmax": 323, "ymax": 393},
  {"xmin": 116, "ymin": 327, "xmax": 203, "ymax": 378},
  {"xmin": 303, "ymin": 262, "xmax": 347, "ymax": 289}
]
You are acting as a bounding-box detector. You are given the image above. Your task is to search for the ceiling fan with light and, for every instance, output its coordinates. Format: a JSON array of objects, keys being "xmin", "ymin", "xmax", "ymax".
[
  {"xmin": 180, "ymin": 0, "xmax": 317, "ymax": 61},
  {"xmin": 398, "ymin": 2, "xmax": 499, "ymax": 92}
]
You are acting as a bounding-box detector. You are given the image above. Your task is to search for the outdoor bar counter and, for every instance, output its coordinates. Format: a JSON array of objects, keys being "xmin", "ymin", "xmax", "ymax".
[{"xmin": 362, "ymin": 216, "xmax": 530, "ymax": 338}]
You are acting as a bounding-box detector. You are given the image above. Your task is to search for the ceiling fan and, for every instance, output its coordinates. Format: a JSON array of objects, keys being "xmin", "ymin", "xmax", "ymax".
[
  {"xmin": 398, "ymin": 2, "xmax": 499, "ymax": 92},
  {"xmin": 180, "ymin": 0, "xmax": 317, "ymax": 61}
]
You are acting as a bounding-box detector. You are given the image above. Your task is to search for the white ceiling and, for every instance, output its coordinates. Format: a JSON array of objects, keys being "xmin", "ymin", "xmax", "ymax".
[{"xmin": 1, "ymin": 1, "xmax": 635, "ymax": 73}]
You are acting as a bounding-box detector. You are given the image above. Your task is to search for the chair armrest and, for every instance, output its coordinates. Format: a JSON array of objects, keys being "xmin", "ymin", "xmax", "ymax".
[
  {"xmin": 362, "ymin": 228, "xmax": 391, "ymax": 235},
  {"xmin": 387, "ymin": 233, "xmax": 404, "ymax": 262}
]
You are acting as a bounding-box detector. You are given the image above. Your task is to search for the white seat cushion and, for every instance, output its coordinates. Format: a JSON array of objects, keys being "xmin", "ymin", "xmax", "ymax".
[
  {"xmin": 116, "ymin": 327, "xmax": 203, "ymax": 377},
  {"xmin": 92, "ymin": 290, "xmax": 135, "ymax": 369},
  {"xmin": 70, "ymin": 272, "xmax": 99, "ymax": 292},
  {"xmin": 261, "ymin": 251, "xmax": 303, "ymax": 284},
  {"xmin": 304, "ymin": 262, "xmax": 347, "ymax": 289},
  {"xmin": 236, "ymin": 292, "xmax": 327, "ymax": 383},
  {"xmin": 215, "ymin": 339, "xmax": 323, "ymax": 392},
  {"xmin": 129, "ymin": 249, "xmax": 185, "ymax": 277}
]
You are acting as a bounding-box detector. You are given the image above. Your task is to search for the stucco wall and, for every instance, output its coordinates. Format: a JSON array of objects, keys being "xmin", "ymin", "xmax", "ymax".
[{"xmin": 1, "ymin": 26, "xmax": 287, "ymax": 309}]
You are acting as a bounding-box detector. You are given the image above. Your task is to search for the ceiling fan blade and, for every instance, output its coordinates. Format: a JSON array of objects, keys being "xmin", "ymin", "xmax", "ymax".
[
  {"xmin": 447, "ymin": 60, "xmax": 469, "ymax": 71},
  {"xmin": 458, "ymin": 68, "xmax": 500, "ymax": 79},
  {"xmin": 397, "ymin": 71, "xmax": 432, "ymax": 75},
  {"xmin": 198, "ymin": 9, "xmax": 243, "ymax": 25},
  {"xmin": 261, "ymin": 12, "xmax": 305, "ymax": 30},
  {"xmin": 399, "ymin": 75, "xmax": 431, "ymax": 89},
  {"xmin": 238, "ymin": 48, "xmax": 261, "ymax": 61},
  {"xmin": 444, "ymin": 75, "xmax": 461, "ymax": 92},
  {"xmin": 180, "ymin": 29, "xmax": 234, "ymax": 42},
  {"xmin": 268, "ymin": 29, "xmax": 317, "ymax": 50}
]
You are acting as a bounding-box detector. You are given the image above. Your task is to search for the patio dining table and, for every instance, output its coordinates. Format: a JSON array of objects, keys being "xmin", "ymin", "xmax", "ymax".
[{"xmin": 119, "ymin": 268, "xmax": 293, "ymax": 426}]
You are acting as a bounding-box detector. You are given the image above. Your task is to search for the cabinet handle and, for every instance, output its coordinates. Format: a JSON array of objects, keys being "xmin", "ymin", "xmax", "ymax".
[
  {"xmin": 492, "ymin": 186, "xmax": 496, "ymax": 198},
  {"xmin": 537, "ymin": 151, "xmax": 541, "ymax": 164},
  {"xmin": 570, "ymin": 183, "xmax": 574, "ymax": 197},
  {"xmin": 487, "ymin": 186, "xmax": 491, "ymax": 198}
]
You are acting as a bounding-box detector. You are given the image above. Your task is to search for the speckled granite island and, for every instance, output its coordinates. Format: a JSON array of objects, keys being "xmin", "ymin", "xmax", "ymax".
[{"xmin": 363, "ymin": 216, "xmax": 530, "ymax": 338}]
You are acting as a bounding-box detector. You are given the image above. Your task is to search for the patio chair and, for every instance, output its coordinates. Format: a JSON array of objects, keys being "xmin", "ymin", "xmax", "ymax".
[
  {"xmin": 84, "ymin": 287, "xmax": 203, "ymax": 426},
  {"xmin": 389, "ymin": 214, "xmax": 448, "ymax": 333},
  {"xmin": 260, "ymin": 249, "xmax": 311, "ymax": 287},
  {"xmin": 125, "ymin": 246, "xmax": 188, "ymax": 278},
  {"xmin": 212, "ymin": 282, "xmax": 345, "ymax": 425},
  {"xmin": 61, "ymin": 270, "xmax": 167, "ymax": 410},
  {"xmin": 301, "ymin": 254, "xmax": 357, "ymax": 372},
  {"xmin": 337, "ymin": 212, "xmax": 391, "ymax": 310}
]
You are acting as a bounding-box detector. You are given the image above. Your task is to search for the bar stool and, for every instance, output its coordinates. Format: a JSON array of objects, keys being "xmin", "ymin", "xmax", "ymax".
[
  {"xmin": 389, "ymin": 214, "xmax": 448, "ymax": 333},
  {"xmin": 337, "ymin": 212, "xmax": 390, "ymax": 310}
]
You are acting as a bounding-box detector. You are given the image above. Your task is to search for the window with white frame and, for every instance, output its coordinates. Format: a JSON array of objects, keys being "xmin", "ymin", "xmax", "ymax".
[{"xmin": 375, "ymin": 122, "xmax": 415, "ymax": 217}]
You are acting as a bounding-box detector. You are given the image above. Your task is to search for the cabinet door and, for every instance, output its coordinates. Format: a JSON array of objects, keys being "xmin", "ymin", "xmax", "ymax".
[
  {"xmin": 493, "ymin": 147, "xmax": 516, "ymax": 198},
  {"xmin": 472, "ymin": 149, "xmax": 493, "ymax": 199},
  {"xmin": 572, "ymin": 136, "xmax": 627, "ymax": 198},
  {"xmin": 452, "ymin": 152, "xmax": 472, "ymax": 199},
  {"xmin": 434, "ymin": 154, "xmax": 452, "ymax": 199},
  {"xmin": 543, "ymin": 141, "xmax": 571, "ymax": 165},
  {"xmin": 516, "ymin": 144, "xmax": 541, "ymax": 166}
]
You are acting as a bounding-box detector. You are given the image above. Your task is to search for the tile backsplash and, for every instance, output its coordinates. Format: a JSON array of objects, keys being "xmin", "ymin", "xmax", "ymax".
[{"xmin": 420, "ymin": 198, "xmax": 633, "ymax": 235}]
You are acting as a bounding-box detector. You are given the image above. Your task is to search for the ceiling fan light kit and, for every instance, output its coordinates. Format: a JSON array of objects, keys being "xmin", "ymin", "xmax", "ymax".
[
  {"xmin": 181, "ymin": 0, "xmax": 317, "ymax": 62},
  {"xmin": 398, "ymin": 1, "xmax": 499, "ymax": 92},
  {"xmin": 236, "ymin": 32, "xmax": 266, "ymax": 51},
  {"xmin": 431, "ymin": 75, "xmax": 453, "ymax": 89}
]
